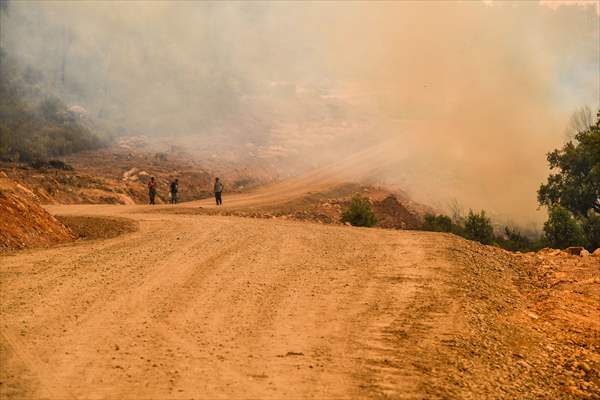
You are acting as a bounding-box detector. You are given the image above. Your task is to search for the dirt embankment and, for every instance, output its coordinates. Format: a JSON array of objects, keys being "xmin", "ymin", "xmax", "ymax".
[
  {"xmin": 0, "ymin": 173, "xmax": 74, "ymax": 251},
  {"xmin": 0, "ymin": 173, "xmax": 138, "ymax": 251}
]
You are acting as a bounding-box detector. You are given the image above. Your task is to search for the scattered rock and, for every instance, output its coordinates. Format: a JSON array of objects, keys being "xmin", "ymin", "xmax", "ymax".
[
  {"xmin": 526, "ymin": 311, "xmax": 539, "ymax": 320},
  {"xmin": 580, "ymin": 249, "xmax": 590, "ymax": 257}
]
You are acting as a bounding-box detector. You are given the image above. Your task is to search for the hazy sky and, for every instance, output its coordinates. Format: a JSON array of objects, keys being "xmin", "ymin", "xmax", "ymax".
[{"xmin": 2, "ymin": 0, "xmax": 598, "ymax": 225}]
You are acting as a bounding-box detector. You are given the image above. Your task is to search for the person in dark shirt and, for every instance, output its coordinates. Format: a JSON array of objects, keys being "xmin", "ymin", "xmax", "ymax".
[
  {"xmin": 148, "ymin": 177, "xmax": 157, "ymax": 205},
  {"xmin": 214, "ymin": 177, "xmax": 223, "ymax": 206},
  {"xmin": 170, "ymin": 179, "xmax": 179, "ymax": 204}
]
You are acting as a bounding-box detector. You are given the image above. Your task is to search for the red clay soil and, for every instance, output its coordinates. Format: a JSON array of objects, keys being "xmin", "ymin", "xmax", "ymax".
[
  {"xmin": 0, "ymin": 173, "xmax": 74, "ymax": 251},
  {"xmin": 374, "ymin": 194, "xmax": 422, "ymax": 229}
]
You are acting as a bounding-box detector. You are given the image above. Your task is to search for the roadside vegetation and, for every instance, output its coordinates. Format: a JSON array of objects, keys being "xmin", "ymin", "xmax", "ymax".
[
  {"xmin": 422, "ymin": 110, "xmax": 600, "ymax": 252},
  {"xmin": 341, "ymin": 195, "xmax": 378, "ymax": 227},
  {"xmin": 423, "ymin": 210, "xmax": 540, "ymax": 252},
  {"xmin": 341, "ymin": 109, "xmax": 599, "ymax": 254}
]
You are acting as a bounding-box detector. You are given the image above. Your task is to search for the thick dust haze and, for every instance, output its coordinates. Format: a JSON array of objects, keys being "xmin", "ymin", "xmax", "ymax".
[{"xmin": 1, "ymin": 0, "xmax": 598, "ymax": 225}]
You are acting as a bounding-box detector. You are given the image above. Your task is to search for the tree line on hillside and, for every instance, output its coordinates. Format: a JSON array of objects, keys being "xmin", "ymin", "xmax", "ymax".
[
  {"xmin": 0, "ymin": 49, "xmax": 108, "ymax": 163},
  {"xmin": 421, "ymin": 211, "xmax": 537, "ymax": 252},
  {"xmin": 342, "ymin": 110, "xmax": 600, "ymax": 252}
]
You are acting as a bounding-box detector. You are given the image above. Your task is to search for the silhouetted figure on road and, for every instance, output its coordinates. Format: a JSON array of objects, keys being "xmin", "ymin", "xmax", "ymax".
[
  {"xmin": 170, "ymin": 178, "xmax": 179, "ymax": 204},
  {"xmin": 148, "ymin": 177, "xmax": 157, "ymax": 205},
  {"xmin": 214, "ymin": 177, "xmax": 223, "ymax": 206}
]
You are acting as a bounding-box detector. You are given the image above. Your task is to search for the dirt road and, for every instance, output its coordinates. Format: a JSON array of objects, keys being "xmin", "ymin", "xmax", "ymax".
[{"xmin": 1, "ymin": 193, "xmax": 595, "ymax": 398}]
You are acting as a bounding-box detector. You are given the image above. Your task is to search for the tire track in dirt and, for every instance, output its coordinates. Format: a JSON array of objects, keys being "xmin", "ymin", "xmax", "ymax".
[
  {"xmin": 2, "ymin": 210, "xmax": 457, "ymax": 399},
  {"xmin": 30, "ymin": 218, "xmax": 259, "ymax": 398},
  {"xmin": 350, "ymin": 237, "xmax": 461, "ymax": 398},
  {"xmin": 1, "ymin": 214, "xmax": 204, "ymax": 397},
  {"xmin": 0, "ymin": 330, "xmax": 77, "ymax": 400}
]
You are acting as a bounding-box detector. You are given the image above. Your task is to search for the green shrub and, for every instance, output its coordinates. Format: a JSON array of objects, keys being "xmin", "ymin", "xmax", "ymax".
[
  {"xmin": 543, "ymin": 206, "xmax": 586, "ymax": 249},
  {"xmin": 341, "ymin": 196, "xmax": 377, "ymax": 227},
  {"xmin": 464, "ymin": 210, "xmax": 494, "ymax": 245},
  {"xmin": 423, "ymin": 213, "xmax": 454, "ymax": 232}
]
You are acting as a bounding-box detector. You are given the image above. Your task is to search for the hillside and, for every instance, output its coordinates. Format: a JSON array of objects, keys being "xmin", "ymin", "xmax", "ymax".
[
  {"xmin": 0, "ymin": 51, "xmax": 108, "ymax": 163},
  {"xmin": 0, "ymin": 172, "xmax": 74, "ymax": 250},
  {"xmin": 1, "ymin": 138, "xmax": 280, "ymax": 205}
]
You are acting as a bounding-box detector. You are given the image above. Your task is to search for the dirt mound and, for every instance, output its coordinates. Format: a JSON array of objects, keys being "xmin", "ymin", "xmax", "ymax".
[
  {"xmin": 373, "ymin": 195, "xmax": 422, "ymax": 229},
  {"xmin": 0, "ymin": 174, "xmax": 74, "ymax": 251},
  {"xmin": 56, "ymin": 216, "xmax": 138, "ymax": 240}
]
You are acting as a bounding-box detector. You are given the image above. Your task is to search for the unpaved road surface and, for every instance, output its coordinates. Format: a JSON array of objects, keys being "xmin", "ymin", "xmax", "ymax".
[
  {"xmin": 2, "ymin": 203, "xmax": 452, "ymax": 399},
  {"xmin": 1, "ymin": 189, "xmax": 597, "ymax": 398}
]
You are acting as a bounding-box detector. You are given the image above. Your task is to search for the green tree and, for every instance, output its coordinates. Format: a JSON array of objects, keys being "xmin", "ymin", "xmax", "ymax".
[
  {"xmin": 538, "ymin": 110, "xmax": 600, "ymax": 216},
  {"xmin": 341, "ymin": 196, "xmax": 377, "ymax": 227},
  {"xmin": 463, "ymin": 210, "xmax": 494, "ymax": 245},
  {"xmin": 543, "ymin": 206, "xmax": 586, "ymax": 249}
]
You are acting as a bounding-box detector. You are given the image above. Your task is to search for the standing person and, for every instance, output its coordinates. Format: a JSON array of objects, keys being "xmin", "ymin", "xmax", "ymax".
[
  {"xmin": 170, "ymin": 178, "xmax": 179, "ymax": 204},
  {"xmin": 214, "ymin": 177, "xmax": 223, "ymax": 206},
  {"xmin": 148, "ymin": 177, "xmax": 157, "ymax": 205}
]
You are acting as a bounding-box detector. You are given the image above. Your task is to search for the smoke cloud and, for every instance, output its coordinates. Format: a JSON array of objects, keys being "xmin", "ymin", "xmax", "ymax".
[{"xmin": 1, "ymin": 0, "xmax": 598, "ymax": 225}]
